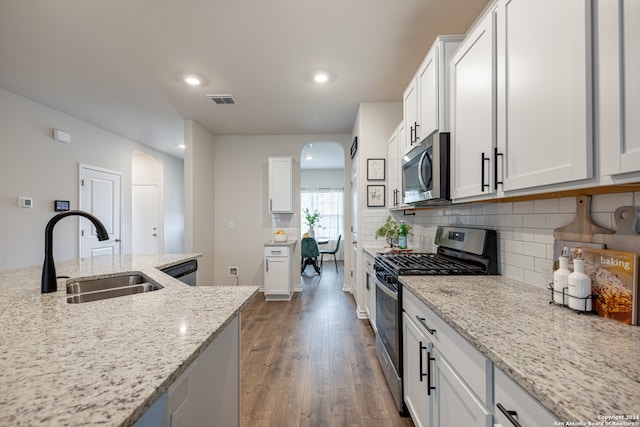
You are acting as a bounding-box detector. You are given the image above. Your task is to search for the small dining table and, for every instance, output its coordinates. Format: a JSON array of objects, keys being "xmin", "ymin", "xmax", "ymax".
[{"xmin": 315, "ymin": 237, "xmax": 329, "ymax": 245}]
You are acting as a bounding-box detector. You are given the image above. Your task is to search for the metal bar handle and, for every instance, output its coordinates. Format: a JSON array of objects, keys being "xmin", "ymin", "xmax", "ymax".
[
  {"xmin": 427, "ymin": 351, "xmax": 435, "ymax": 396},
  {"xmin": 416, "ymin": 315, "xmax": 436, "ymax": 335},
  {"xmin": 496, "ymin": 403, "xmax": 522, "ymax": 427},
  {"xmin": 414, "ymin": 121, "xmax": 420, "ymax": 142},
  {"xmin": 481, "ymin": 152, "xmax": 490, "ymax": 192},
  {"xmin": 419, "ymin": 341, "xmax": 427, "ymax": 382},
  {"xmin": 494, "ymin": 147, "xmax": 504, "ymax": 190},
  {"xmin": 266, "ymin": 259, "xmax": 269, "ymax": 272}
]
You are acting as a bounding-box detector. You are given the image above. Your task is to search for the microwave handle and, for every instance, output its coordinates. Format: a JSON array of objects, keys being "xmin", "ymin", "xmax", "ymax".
[{"xmin": 417, "ymin": 150, "xmax": 429, "ymax": 191}]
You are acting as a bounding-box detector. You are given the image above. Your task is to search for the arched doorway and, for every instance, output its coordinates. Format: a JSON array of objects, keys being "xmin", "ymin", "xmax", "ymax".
[
  {"xmin": 132, "ymin": 151, "xmax": 164, "ymax": 254},
  {"xmin": 300, "ymin": 142, "xmax": 345, "ymax": 264}
]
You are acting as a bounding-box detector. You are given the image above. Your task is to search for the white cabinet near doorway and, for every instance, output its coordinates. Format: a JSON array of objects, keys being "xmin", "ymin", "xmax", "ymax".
[
  {"xmin": 264, "ymin": 242, "xmax": 296, "ymax": 301},
  {"xmin": 268, "ymin": 156, "xmax": 292, "ymax": 213}
]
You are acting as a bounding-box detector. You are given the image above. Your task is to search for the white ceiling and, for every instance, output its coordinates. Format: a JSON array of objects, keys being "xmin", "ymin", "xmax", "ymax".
[{"xmin": 0, "ymin": 0, "xmax": 490, "ymax": 159}]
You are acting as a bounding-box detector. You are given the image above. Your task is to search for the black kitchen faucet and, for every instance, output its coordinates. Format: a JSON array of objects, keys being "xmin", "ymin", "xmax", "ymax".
[{"xmin": 41, "ymin": 210, "xmax": 109, "ymax": 293}]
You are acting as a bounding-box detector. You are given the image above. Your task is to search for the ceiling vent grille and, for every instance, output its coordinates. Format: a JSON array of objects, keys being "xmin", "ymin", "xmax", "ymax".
[{"xmin": 206, "ymin": 94, "xmax": 236, "ymax": 105}]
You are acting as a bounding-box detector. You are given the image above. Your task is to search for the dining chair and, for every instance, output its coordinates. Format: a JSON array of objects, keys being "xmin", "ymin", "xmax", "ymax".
[
  {"xmin": 301, "ymin": 237, "xmax": 321, "ymax": 274},
  {"xmin": 319, "ymin": 235, "xmax": 341, "ymax": 272}
]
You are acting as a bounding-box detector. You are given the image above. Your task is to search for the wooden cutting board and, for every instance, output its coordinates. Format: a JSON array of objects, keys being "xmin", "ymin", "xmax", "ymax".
[
  {"xmin": 553, "ymin": 195, "xmax": 614, "ymax": 242},
  {"xmin": 593, "ymin": 206, "xmax": 640, "ymax": 254}
]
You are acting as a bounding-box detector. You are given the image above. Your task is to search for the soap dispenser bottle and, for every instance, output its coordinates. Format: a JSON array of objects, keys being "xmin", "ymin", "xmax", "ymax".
[
  {"xmin": 567, "ymin": 249, "xmax": 592, "ymax": 311},
  {"xmin": 553, "ymin": 247, "xmax": 571, "ymax": 305}
]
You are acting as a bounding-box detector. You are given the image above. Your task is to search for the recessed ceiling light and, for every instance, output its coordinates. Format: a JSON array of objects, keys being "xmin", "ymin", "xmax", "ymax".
[
  {"xmin": 178, "ymin": 144, "xmax": 186, "ymax": 149},
  {"xmin": 184, "ymin": 76, "xmax": 201, "ymax": 86},
  {"xmin": 314, "ymin": 72, "xmax": 329, "ymax": 84},
  {"xmin": 306, "ymin": 155, "xmax": 313, "ymax": 160}
]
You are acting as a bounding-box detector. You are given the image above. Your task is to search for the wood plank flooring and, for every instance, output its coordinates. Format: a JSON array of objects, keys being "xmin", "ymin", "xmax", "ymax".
[{"xmin": 241, "ymin": 262, "xmax": 414, "ymax": 427}]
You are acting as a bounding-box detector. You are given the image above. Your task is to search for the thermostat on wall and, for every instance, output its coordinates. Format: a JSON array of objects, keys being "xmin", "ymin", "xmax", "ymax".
[
  {"xmin": 55, "ymin": 200, "xmax": 70, "ymax": 212},
  {"xmin": 18, "ymin": 197, "xmax": 33, "ymax": 208}
]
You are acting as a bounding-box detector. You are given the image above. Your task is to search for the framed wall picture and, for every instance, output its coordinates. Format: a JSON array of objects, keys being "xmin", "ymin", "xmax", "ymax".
[
  {"xmin": 367, "ymin": 185, "xmax": 385, "ymax": 207},
  {"xmin": 367, "ymin": 158, "xmax": 385, "ymax": 181}
]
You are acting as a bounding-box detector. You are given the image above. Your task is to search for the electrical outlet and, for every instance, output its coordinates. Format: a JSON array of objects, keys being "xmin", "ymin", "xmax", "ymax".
[
  {"xmin": 170, "ymin": 399, "xmax": 186, "ymax": 427},
  {"xmin": 540, "ymin": 260, "xmax": 554, "ymax": 278},
  {"xmin": 229, "ymin": 267, "xmax": 238, "ymax": 276}
]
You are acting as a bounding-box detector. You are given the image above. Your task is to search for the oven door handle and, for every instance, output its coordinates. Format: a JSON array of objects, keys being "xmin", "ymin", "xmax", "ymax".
[{"xmin": 375, "ymin": 279, "xmax": 398, "ymax": 301}]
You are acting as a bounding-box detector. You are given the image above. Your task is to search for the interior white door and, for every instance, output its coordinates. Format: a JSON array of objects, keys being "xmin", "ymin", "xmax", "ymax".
[
  {"xmin": 79, "ymin": 165, "xmax": 122, "ymax": 258},
  {"xmin": 132, "ymin": 185, "xmax": 160, "ymax": 255}
]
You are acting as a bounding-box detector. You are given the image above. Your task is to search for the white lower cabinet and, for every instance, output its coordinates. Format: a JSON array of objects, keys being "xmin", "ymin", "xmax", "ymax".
[
  {"xmin": 436, "ymin": 354, "xmax": 492, "ymax": 427},
  {"xmin": 135, "ymin": 314, "xmax": 241, "ymax": 427},
  {"xmin": 494, "ymin": 367, "xmax": 558, "ymax": 427},
  {"xmin": 264, "ymin": 245, "xmax": 294, "ymax": 301},
  {"xmin": 403, "ymin": 286, "xmax": 561, "ymax": 427},
  {"xmin": 403, "ymin": 311, "xmax": 435, "ymax": 427},
  {"xmin": 403, "ymin": 289, "xmax": 492, "ymax": 427},
  {"xmin": 364, "ymin": 251, "xmax": 376, "ymax": 331}
]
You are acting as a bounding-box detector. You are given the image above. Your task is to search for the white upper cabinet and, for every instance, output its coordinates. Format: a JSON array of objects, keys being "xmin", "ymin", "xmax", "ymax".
[
  {"xmin": 404, "ymin": 36, "xmax": 463, "ymax": 156},
  {"xmin": 496, "ymin": 0, "xmax": 593, "ymax": 191},
  {"xmin": 388, "ymin": 122, "xmax": 406, "ymax": 209},
  {"xmin": 598, "ymin": 0, "xmax": 640, "ymax": 177},
  {"xmin": 450, "ymin": 10, "xmax": 497, "ymax": 201},
  {"xmin": 268, "ymin": 156, "xmax": 292, "ymax": 213},
  {"xmin": 403, "ymin": 81, "xmax": 418, "ymax": 155}
]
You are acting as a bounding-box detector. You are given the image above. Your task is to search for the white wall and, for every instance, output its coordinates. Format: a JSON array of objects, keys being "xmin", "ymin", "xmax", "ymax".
[
  {"xmin": 184, "ymin": 120, "xmax": 216, "ymax": 285},
  {"xmin": 211, "ymin": 134, "xmax": 351, "ymax": 286},
  {"xmin": 0, "ymin": 87, "xmax": 184, "ymax": 270}
]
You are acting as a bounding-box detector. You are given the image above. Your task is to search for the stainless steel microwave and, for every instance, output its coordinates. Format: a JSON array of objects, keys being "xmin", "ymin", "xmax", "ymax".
[{"xmin": 402, "ymin": 132, "xmax": 450, "ymax": 205}]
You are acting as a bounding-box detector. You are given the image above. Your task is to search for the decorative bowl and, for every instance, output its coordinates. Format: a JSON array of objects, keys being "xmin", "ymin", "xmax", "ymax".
[{"xmin": 273, "ymin": 233, "xmax": 288, "ymax": 242}]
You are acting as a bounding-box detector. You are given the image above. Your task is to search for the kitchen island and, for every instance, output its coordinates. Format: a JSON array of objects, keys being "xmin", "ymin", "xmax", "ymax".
[
  {"xmin": 401, "ymin": 275, "xmax": 640, "ymax": 424},
  {"xmin": 0, "ymin": 254, "xmax": 259, "ymax": 426}
]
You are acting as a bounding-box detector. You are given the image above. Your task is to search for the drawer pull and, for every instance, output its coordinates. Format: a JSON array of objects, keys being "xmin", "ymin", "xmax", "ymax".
[
  {"xmin": 497, "ymin": 403, "xmax": 522, "ymax": 427},
  {"xmin": 416, "ymin": 315, "xmax": 436, "ymax": 335}
]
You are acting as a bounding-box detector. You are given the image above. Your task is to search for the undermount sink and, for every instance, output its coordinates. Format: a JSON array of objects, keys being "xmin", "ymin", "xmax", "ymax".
[{"xmin": 66, "ymin": 273, "xmax": 163, "ymax": 304}]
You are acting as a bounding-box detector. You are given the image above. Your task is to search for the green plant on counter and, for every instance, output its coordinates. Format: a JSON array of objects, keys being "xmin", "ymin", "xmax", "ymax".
[{"xmin": 375, "ymin": 215, "xmax": 411, "ymax": 247}]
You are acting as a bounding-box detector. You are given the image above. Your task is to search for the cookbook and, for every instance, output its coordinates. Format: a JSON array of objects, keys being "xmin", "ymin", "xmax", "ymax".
[{"xmin": 580, "ymin": 247, "xmax": 639, "ymax": 325}]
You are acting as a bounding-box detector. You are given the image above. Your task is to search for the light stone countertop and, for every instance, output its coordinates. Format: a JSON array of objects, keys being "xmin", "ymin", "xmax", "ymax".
[
  {"xmin": 400, "ymin": 275, "xmax": 640, "ymax": 423},
  {"xmin": 264, "ymin": 239, "xmax": 297, "ymax": 246},
  {"xmin": 0, "ymin": 254, "xmax": 259, "ymax": 426}
]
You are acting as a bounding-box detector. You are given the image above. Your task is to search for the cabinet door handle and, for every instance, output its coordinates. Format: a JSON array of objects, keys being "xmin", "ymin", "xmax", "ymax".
[
  {"xmin": 494, "ymin": 147, "xmax": 504, "ymax": 190},
  {"xmin": 481, "ymin": 152, "xmax": 490, "ymax": 192},
  {"xmin": 416, "ymin": 315, "xmax": 436, "ymax": 335},
  {"xmin": 414, "ymin": 121, "xmax": 420, "ymax": 142},
  {"xmin": 426, "ymin": 350, "xmax": 435, "ymax": 396},
  {"xmin": 269, "ymin": 199, "xmax": 273, "ymax": 212},
  {"xmin": 266, "ymin": 259, "xmax": 269, "ymax": 272},
  {"xmin": 497, "ymin": 403, "xmax": 522, "ymax": 427},
  {"xmin": 419, "ymin": 341, "xmax": 427, "ymax": 382}
]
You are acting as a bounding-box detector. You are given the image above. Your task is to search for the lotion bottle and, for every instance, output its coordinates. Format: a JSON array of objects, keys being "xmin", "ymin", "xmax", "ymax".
[
  {"xmin": 553, "ymin": 247, "xmax": 571, "ymax": 305},
  {"xmin": 567, "ymin": 249, "xmax": 592, "ymax": 311}
]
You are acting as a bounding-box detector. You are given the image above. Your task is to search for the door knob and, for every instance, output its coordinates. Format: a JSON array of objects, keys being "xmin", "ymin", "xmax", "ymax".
[{"xmin": 152, "ymin": 234, "xmax": 157, "ymax": 237}]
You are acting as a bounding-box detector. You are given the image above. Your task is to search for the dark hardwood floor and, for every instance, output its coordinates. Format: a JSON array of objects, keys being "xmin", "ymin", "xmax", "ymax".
[{"xmin": 241, "ymin": 262, "xmax": 414, "ymax": 427}]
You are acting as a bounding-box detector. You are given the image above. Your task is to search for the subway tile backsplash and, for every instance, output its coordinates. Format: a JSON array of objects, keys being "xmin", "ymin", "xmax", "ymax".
[{"xmin": 379, "ymin": 192, "xmax": 640, "ymax": 290}]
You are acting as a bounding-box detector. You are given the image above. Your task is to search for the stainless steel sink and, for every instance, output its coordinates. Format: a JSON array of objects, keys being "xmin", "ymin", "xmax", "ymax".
[{"xmin": 66, "ymin": 273, "xmax": 163, "ymax": 304}]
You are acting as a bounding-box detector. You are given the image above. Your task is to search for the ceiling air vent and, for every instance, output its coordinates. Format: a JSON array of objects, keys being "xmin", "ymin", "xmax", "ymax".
[{"xmin": 206, "ymin": 94, "xmax": 236, "ymax": 105}]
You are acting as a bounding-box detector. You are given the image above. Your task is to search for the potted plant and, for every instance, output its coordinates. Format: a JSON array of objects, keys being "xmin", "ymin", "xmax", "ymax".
[
  {"xmin": 302, "ymin": 208, "xmax": 324, "ymax": 237},
  {"xmin": 375, "ymin": 215, "xmax": 411, "ymax": 248}
]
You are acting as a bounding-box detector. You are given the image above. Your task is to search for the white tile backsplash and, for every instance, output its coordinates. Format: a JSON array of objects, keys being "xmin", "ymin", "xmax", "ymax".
[{"xmin": 395, "ymin": 193, "xmax": 638, "ymax": 290}]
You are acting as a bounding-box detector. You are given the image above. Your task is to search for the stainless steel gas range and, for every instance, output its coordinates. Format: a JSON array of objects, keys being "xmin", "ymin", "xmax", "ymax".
[{"xmin": 374, "ymin": 225, "xmax": 498, "ymax": 414}]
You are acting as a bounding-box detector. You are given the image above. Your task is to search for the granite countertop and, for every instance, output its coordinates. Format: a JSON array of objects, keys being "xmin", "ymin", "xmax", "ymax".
[
  {"xmin": 264, "ymin": 239, "xmax": 297, "ymax": 246},
  {"xmin": 400, "ymin": 275, "xmax": 640, "ymax": 423},
  {"xmin": 0, "ymin": 254, "xmax": 259, "ymax": 426}
]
